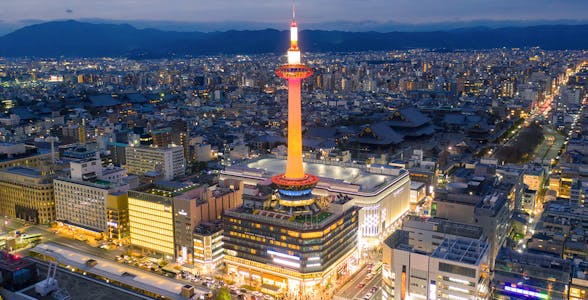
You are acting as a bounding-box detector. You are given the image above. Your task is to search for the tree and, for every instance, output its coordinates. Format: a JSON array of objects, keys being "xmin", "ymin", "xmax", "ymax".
[{"xmin": 216, "ymin": 287, "xmax": 231, "ymax": 300}]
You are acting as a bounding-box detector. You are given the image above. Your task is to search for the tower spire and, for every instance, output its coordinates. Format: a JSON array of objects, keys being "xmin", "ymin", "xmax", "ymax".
[
  {"xmin": 272, "ymin": 11, "xmax": 318, "ymax": 211},
  {"xmin": 292, "ymin": 4, "xmax": 296, "ymax": 21}
]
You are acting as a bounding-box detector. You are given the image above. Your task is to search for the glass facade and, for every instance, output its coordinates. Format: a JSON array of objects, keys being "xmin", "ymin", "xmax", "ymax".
[{"xmin": 128, "ymin": 190, "xmax": 175, "ymax": 257}]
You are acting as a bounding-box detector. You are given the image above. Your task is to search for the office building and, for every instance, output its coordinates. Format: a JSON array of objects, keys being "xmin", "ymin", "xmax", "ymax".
[
  {"xmin": 434, "ymin": 188, "xmax": 510, "ymax": 268},
  {"xmin": 128, "ymin": 182, "xmax": 179, "ymax": 259},
  {"xmin": 222, "ymin": 158, "xmax": 410, "ymax": 246},
  {"xmin": 383, "ymin": 230, "xmax": 490, "ymax": 300},
  {"xmin": 125, "ymin": 145, "xmax": 185, "ymax": 180},
  {"xmin": 129, "ymin": 179, "xmax": 242, "ymax": 262},
  {"xmin": 493, "ymin": 248, "xmax": 571, "ymax": 300},
  {"xmin": 54, "ymin": 151, "xmax": 129, "ymax": 234},
  {"xmin": 193, "ymin": 222, "xmax": 224, "ymax": 275},
  {"xmin": 0, "ymin": 167, "xmax": 54, "ymax": 224},
  {"xmin": 0, "ymin": 143, "xmax": 52, "ymax": 171},
  {"xmin": 173, "ymin": 179, "xmax": 242, "ymax": 264},
  {"xmin": 382, "ymin": 216, "xmax": 489, "ymax": 300},
  {"xmin": 106, "ymin": 191, "xmax": 129, "ymax": 241}
]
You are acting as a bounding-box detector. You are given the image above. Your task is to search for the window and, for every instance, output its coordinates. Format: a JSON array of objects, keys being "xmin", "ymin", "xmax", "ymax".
[{"xmin": 438, "ymin": 262, "xmax": 476, "ymax": 278}]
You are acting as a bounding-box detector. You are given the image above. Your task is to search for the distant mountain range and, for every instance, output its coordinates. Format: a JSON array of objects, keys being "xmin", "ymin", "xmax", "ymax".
[{"xmin": 1, "ymin": 20, "xmax": 588, "ymax": 58}]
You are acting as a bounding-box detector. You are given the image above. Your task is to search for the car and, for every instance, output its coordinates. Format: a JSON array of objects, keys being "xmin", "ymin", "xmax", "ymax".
[
  {"xmin": 364, "ymin": 293, "xmax": 373, "ymax": 300},
  {"xmin": 357, "ymin": 281, "xmax": 366, "ymax": 288},
  {"xmin": 369, "ymin": 286, "xmax": 379, "ymax": 293},
  {"xmin": 366, "ymin": 274, "xmax": 373, "ymax": 280}
]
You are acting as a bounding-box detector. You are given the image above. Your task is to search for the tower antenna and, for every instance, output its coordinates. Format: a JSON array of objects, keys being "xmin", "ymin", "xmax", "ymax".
[{"xmin": 292, "ymin": 4, "xmax": 295, "ymax": 21}]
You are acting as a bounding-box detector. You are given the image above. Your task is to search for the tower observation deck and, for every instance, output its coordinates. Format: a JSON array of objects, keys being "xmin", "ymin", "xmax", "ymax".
[{"xmin": 272, "ymin": 13, "xmax": 319, "ymax": 212}]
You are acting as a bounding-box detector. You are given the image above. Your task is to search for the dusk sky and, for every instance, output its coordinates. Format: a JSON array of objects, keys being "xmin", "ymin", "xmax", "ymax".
[
  {"xmin": 0, "ymin": 0, "xmax": 587, "ymax": 35},
  {"xmin": 1, "ymin": 0, "xmax": 588, "ymax": 24}
]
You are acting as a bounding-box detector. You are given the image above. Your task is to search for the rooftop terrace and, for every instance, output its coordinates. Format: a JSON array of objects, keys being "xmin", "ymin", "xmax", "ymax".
[
  {"xmin": 432, "ymin": 238, "xmax": 489, "ymax": 265},
  {"xmin": 225, "ymin": 156, "xmax": 406, "ymax": 193}
]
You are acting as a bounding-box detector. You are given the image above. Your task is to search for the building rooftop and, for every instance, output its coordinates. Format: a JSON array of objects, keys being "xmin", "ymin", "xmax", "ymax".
[
  {"xmin": 225, "ymin": 156, "xmax": 407, "ymax": 194},
  {"xmin": 432, "ymin": 238, "xmax": 489, "ymax": 265},
  {"xmin": 224, "ymin": 205, "xmax": 354, "ymax": 231},
  {"xmin": 403, "ymin": 215, "xmax": 485, "ymax": 240},
  {"xmin": 0, "ymin": 251, "xmax": 34, "ymax": 272},
  {"xmin": 495, "ymin": 247, "xmax": 572, "ymax": 273},
  {"xmin": 1, "ymin": 166, "xmax": 44, "ymax": 178},
  {"xmin": 30, "ymin": 243, "xmax": 209, "ymax": 300},
  {"xmin": 18, "ymin": 261, "xmax": 146, "ymax": 300},
  {"xmin": 56, "ymin": 176, "xmax": 123, "ymax": 190},
  {"xmin": 133, "ymin": 181, "xmax": 199, "ymax": 197}
]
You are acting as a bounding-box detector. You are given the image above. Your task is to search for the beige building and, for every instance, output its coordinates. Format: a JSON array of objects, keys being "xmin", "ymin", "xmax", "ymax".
[
  {"xmin": 221, "ymin": 157, "xmax": 411, "ymax": 246},
  {"xmin": 173, "ymin": 179, "xmax": 242, "ymax": 264},
  {"xmin": 125, "ymin": 145, "xmax": 185, "ymax": 180},
  {"xmin": 0, "ymin": 167, "xmax": 54, "ymax": 224},
  {"xmin": 55, "ymin": 178, "xmax": 128, "ymax": 233},
  {"xmin": 523, "ymin": 165, "xmax": 545, "ymax": 191},
  {"xmin": 382, "ymin": 217, "xmax": 491, "ymax": 300},
  {"xmin": 54, "ymin": 154, "xmax": 129, "ymax": 233}
]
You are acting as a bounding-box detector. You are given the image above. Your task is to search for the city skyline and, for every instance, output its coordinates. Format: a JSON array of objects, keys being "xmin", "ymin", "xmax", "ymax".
[
  {"xmin": 0, "ymin": 4, "xmax": 588, "ymax": 300},
  {"xmin": 1, "ymin": 0, "xmax": 588, "ymax": 35}
]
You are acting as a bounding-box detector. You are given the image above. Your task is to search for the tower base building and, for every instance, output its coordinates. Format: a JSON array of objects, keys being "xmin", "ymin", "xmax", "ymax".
[
  {"xmin": 221, "ymin": 157, "xmax": 411, "ymax": 246},
  {"xmin": 223, "ymin": 195, "xmax": 360, "ymax": 297}
]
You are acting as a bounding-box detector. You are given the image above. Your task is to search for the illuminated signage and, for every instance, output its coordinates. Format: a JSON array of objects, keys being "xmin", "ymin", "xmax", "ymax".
[
  {"xmin": 429, "ymin": 280, "xmax": 437, "ymax": 300},
  {"xmin": 504, "ymin": 284, "xmax": 549, "ymax": 299},
  {"xmin": 267, "ymin": 250, "xmax": 300, "ymax": 261},
  {"xmin": 178, "ymin": 209, "xmax": 188, "ymax": 216},
  {"xmin": 273, "ymin": 258, "xmax": 300, "ymax": 268},
  {"xmin": 279, "ymin": 189, "xmax": 312, "ymax": 197}
]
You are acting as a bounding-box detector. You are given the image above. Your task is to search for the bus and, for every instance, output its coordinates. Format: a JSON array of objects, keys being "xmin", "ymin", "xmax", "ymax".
[{"xmin": 22, "ymin": 233, "xmax": 42, "ymax": 244}]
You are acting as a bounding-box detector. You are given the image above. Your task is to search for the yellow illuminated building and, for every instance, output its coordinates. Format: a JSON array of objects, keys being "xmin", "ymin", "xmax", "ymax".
[
  {"xmin": 0, "ymin": 153, "xmax": 51, "ymax": 170},
  {"xmin": 106, "ymin": 192, "xmax": 129, "ymax": 241},
  {"xmin": 128, "ymin": 188, "xmax": 175, "ymax": 258},
  {"xmin": 0, "ymin": 167, "xmax": 54, "ymax": 224}
]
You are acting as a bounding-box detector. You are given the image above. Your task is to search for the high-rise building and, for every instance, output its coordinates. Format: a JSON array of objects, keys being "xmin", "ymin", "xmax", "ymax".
[
  {"xmin": 0, "ymin": 143, "xmax": 51, "ymax": 171},
  {"xmin": 129, "ymin": 180, "xmax": 242, "ymax": 262},
  {"xmin": 173, "ymin": 179, "xmax": 243, "ymax": 264},
  {"xmin": 0, "ymin": 167, "xmax": 54, "ymax": 224},
  {"xmin": 222, "ymin": 14, "xmax": 361, "ymax": 298},
  {"xmin": 382, "ymin": 217, "xmax": 491, "ymax": 300},
  {"xmin": 125, "ymin": 145, "xmax": 185, "ymax": 180},
  {"xmin": 151, "ymin": 127, "xmax": 173, "ymax": 148},
  {"xmin": 54, "ymin": 151, "xmax": 129, "ymax": 234},
  {"xmin": 433, "ymin": 190, "xmax": 510, "ymax": 268},
  {"xmin": 106, "ymin": 191, "xmax": 130, "ymax": 241},
  {"xmin": 128, "ymin": 182, "xmax": 178, "ymax": 259},
  {"xmin": 193, "ymin": 222, "xmax": 224, "ymax": 275}
]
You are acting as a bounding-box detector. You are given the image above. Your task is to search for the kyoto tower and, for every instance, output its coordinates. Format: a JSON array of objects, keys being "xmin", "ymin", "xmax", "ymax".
[{"xmin": 272, "ymin": 8, "xmax": 319, "ymax": 213}]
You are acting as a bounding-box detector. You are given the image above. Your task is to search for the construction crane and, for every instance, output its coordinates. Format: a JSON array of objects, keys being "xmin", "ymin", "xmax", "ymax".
[{"xmin": 34, "ymin": 261, "xmax": 59, "ymax": 296}]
